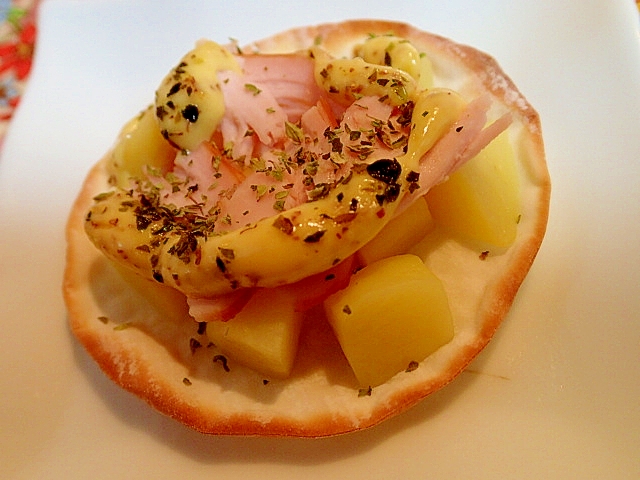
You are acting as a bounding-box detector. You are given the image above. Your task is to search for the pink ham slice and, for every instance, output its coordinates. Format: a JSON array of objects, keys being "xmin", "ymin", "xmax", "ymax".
[
  {"xmin": 187, "ymin": 288, "xmax": 255, "ymax": 323},
  {"xmin": 166, "ymin": 55, "xmax": 511, "ymax": 326},
  {"xmin": 239, "ymin": 54, "xmax": 328, "ymax": 122}
]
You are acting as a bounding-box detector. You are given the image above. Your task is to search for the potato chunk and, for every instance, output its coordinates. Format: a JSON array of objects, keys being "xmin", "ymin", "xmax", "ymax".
[
  {"xmin": 206, "ymin": 288, "xmax": 304, "ymax": 379},
  {"xmin": 324, "ymin": 254, "xmax": 453, "ymax": 387},
  {"xmin": 108, "ymin": 106, "xmax": 176, "ymax": 187},
  {"xmin": 357, "ymin": 196, "xmax": 434, "ymax": 265},
  {"xmin": 110, "ymin": 261, "xmax": 190, "ymax": 322},
  {"xmin": 426, "ymin": 130, "xmax": 521, "ymax": 247}
]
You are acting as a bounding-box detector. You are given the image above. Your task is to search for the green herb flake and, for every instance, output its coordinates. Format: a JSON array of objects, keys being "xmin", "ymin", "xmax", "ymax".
[
  {"xmin": 272, "ymin": 215, "xmax": 294, "ymax": 235},
  {"xmin": 189, "ymin": 337, "xmax": 202, "ymax": 355},
  {"xmin": 218, "ymin": 247, "xmax": 235, "ymax": 260},
  {"xmin": 406, "ymin": 361, "xmax": 419, "ymax": 373},
  {"xmin": 285, "ymin": 121, "xmax": 305, "ymax": 143},
  {"xmin": 304, "ymin": 230, "xmax": 326, "ymax": 243},
  {"xmin": 113, "ymin": 322, "xmax": 133, "ymax": 331},
  {"xmin": 307, "ymin": 183, "xmax": 330, "ymax": 201},
  {"xmin": 213, "ymin": 354, "xmax": 231, "ymax": 372},
  {"xmin": 244, "ymin": 83, "xmax": 261, "ymax": 95},
  {"xmin": 251, "ymin": 184, "xmax": 269, "ymax": 200},
  {"xmin": 250, "ymin": 157, "xmax": 267, "ymax": 172},
  {"xmin": 92, "ymin": 191, "xmax": 115, "ymax": 202},
  {"xmin": 272, "ymin": 188, "xmax": 288, "ymax": 209},
  {"xmin": 358, "ymin": 386, "xmax": 373, "ymax": 397}
]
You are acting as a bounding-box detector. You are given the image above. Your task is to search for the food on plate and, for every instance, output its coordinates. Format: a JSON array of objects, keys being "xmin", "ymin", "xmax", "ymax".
[
  {"xmin": 63, "ymin": 20, "xmax": 550, "ymax": 436},
  {"xmin": 325, "ymin": 254, "xmax": 454, "ymax": 388}
]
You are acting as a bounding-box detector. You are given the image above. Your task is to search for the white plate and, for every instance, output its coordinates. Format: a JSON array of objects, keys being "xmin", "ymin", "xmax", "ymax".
[{"xmin": 1, "ymin": 0, "xmax": 639, "ymax": 478}]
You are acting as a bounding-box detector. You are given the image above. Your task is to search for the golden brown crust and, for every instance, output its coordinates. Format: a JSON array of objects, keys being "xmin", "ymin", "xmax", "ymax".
[{"xmin": 63, "ymin": 20, "xmax": 550, "ymax": 437}]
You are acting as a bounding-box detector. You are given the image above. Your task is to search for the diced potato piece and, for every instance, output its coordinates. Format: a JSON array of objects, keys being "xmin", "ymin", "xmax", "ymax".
[
  {"xmin": 206, "ymin": 288, "xmax": 304, "ymax": 379},
  {"xmin": 324, "ymin": 254, "xmax": 454, "ymax": 387},
  {"xmin": 111, "ymin": 261, "xmax": 190, "ymax": 322},
  {"xmin": 108, "ymin": 106, "xmax": 176, "ymax": 187},
  {"xmin": 426, "ymin": 130, "xmax": 521, "ymax": 248},
  {"xmin": 357, "ymin": 196, "xmax": 434, "ymax": 265}
]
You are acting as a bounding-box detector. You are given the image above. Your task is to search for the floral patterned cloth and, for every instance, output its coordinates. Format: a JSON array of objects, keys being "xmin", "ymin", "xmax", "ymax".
[{"xmin": 0, "ymin": 0, "xmax": 38, "ymax": 144}]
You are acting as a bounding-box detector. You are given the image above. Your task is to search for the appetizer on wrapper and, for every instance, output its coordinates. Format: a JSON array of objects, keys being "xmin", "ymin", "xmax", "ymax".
[{"xmin": 64, "ymin": 20, "xmax": 550, "ymax": 436}]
